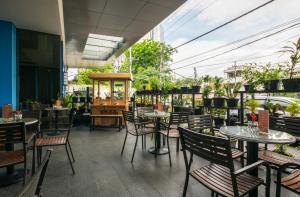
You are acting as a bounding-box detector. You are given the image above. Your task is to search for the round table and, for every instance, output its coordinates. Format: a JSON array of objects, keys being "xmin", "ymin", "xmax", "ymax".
[
  {"xmin": 143, "ymin": 111, "xmax": 169, "ymax": 155},
  {"xmin": 220, "ymin": 126, "xmax": 296, "ymax": 197},
  {"xmin": 44, "ymin": 107, "xmax": 69, "ymax": 136},
  {"xmin": 0, "ymin": 117, "xmax": 38, "ymax": 187}
]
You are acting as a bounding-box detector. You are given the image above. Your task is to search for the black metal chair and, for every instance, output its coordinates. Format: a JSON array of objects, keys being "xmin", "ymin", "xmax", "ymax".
[
  {"xmin": 16, "ymin": 149, "xmax": 52, "ymax": 197},
  {"xmin": 276, "ymin": 163, "xmax": 300, "ymax": 197},
  {"xmin": 121, "ymin": 111, "xmax": 155, "ymax": 163},
  {"xmin": 0, "ymin": 122, "xmax": 35, "ymax": 185},
  {"xmin": 36, "ymin": 110, "xmax": 75, "ymax": 174},
  {"xmin": 159, "ymin": 112, "xmax": 189, "ymax": 166},
  {"xmin": 179, "ymin": 126, "xmax": 271, "ymax": 197},
  {"xmin": 188, "ymin": 114, "xmax": 244, "ymax": 163}
]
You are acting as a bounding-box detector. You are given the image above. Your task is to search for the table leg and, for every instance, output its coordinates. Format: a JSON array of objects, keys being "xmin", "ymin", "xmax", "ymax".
[
  {"xmin": 247, "ymin": 141, "xmax": 259, "ymax": 197},
  {"xmin": 148, "ymin": 117, "xmax": 168, "ymax": 155}
]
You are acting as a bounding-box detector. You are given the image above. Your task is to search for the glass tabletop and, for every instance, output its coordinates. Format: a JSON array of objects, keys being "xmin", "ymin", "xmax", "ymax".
[
  {"xmin": 220, "ymin": 126, "xmax": 296, "ymax": 144},
  {"xmin": 0, "ymin": 118, "xmax": 38, "ymax": 126},
  {"xmin": 143, "ymin": 111, "xmax": 169, "ymax": 118}
]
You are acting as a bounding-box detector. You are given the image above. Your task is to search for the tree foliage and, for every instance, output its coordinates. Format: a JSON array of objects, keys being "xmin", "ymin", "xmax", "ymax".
[
  {"xmin": 120, "ymin": 39, "xmax": 176, "ymax": 90},
  {"xmin": 73, "ymin": 63, "xmax": 113, "ymax": 85}
]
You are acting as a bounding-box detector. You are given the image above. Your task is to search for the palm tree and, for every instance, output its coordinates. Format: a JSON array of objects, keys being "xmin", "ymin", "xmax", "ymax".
[{"xmin": 280, "ymin": 37, "xmax": 300, "ymax": 78}]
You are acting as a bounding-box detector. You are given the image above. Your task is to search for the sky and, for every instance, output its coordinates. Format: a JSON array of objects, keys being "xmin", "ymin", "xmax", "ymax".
[{"xmin": 161, "ymin": 0, "xmax": 300, "ymax": 78}]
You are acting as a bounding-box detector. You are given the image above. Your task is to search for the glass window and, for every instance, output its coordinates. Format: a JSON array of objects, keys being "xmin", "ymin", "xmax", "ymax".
[{"xmin": 113, "ymin": 81, "xmax": 125, "ymax": 100}]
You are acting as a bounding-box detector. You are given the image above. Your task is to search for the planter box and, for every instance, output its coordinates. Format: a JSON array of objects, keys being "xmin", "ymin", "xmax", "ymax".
[
  {"xmin": 226, "ymin": 98, "xmax": 239, "ymax": 108},
  {"xmin": 213, "ymin": 97, "xmax": 226, "ymax": 108}
]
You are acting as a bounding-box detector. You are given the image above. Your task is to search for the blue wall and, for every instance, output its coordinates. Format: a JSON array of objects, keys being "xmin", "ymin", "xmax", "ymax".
[{"xmin": 0, "ymin": 20, "xmax": 17, "ymax": 110}]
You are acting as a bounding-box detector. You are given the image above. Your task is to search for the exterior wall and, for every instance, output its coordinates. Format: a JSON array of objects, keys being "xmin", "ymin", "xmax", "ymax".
[{"xmin": 0, "ymin": 20, "xmax": 17, "ymax": 110}]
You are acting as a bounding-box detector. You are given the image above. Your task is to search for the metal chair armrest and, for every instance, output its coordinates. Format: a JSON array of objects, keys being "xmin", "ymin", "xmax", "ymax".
[{"xmin": 234, "ymin": 160, "xmax": 269, "ymax": 176}]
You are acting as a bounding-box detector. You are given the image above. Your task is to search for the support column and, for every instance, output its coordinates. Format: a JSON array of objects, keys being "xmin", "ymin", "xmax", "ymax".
[{"xmin": 0, "ymin": 20, "xmax": 17, "ymax": 110}]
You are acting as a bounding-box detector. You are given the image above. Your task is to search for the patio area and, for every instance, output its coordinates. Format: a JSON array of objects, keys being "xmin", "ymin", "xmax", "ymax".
[{"xmin": 0, "ymin": 125, "xmax": 298, "ymax": 197}]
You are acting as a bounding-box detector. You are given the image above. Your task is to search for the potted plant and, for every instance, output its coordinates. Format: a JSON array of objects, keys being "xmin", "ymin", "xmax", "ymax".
[
  {"xmin": 285, "ymin": 102, "xmax": 300, "ymax": 117},
  {"xmin": 245, "ymin": 99, "xmax": 260, "ymax": 121},
  {"xmin": 241, "ymin": 64, "xmax": 259, "ymax": 92},
  {"xmin": 212, "ymin": 76, "xmax": 226, "ymax": 108},
  {"xmin": 202, "ymin": 85, "xmax": 212, "ymax": 107},
  {"xmin": 181, "ymin": 86, "xmax": 189, "ymax": 93},
  {"xmin": 264, "ymin": 100, "xmax": 282, "ymax": 117},
  {"xmin": 280, "ymin": 37, "xmax": 300, "ymax": 90},
  {"xmin": 224, "ymin": 82, "xmax": 241, "ymax": 108},
  {"xmin": 212, "ymin": 109, "xmax": 226, "ymax": 128},
  {"xmin": 259, "ymin": 64, "xmax": 285, "ymax": 91},
  {"xmin": 191, "ymin": 70, "xmax": 202, "ymax": 93}
]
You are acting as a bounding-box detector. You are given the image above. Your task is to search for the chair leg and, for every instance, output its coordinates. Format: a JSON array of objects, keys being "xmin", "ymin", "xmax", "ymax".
[
  {"xmin": 276, "ymin": 170, "xmax": 282, "ymax": 197},
  {"xmin": 65, "ymin": 145, "xmax": 75, "ymax": 174},
  {"xmin": 163, "ymin": 135, "xmax": 165, "ymax": 146},
  {"xmin": 121, "ymin": 132, "xmax": 128, "ymax": 155},
  {"xmin": 182, "ymin": 173, "xmax": 190, "ymax": 197},
  {"xmin": 32, "ymin": 145, "xmax": 36, "ymax": 175},
  {"xmin": 144, "ymin": 135, "xmax": 147, "ymax": 149},
  {"xmin": 167, "ymin": 137, "xmax": 172, "ymax": 167},
  {"xmin": 141, "ymin": 135, "xmax": 144, "ymax": 150},
  {"xmin": 67, "ymin": 141, "xmax": 75, "ymax": 162},
  {"xmin": 131, "ymin": 136, "xmax": 139, "ymax": 163},
  {"xmin": 176, "ymin": 138, "xmax": 179, "ymax": 152}
]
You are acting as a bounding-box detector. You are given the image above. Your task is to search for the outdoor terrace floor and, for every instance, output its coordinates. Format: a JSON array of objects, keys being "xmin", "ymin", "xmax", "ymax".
[{"xmin": 0, "ymin": 125, "xmax": 298, "ymax": 197}]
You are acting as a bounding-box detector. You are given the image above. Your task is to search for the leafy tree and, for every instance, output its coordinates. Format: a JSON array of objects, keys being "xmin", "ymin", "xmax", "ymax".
[
  {"xmin": 74, "ymin": 63, "xmax": 113, "ymax": 85},
  {"xmin": 120, "ymin": 39, "xmax": 176, "ymax": 90}
]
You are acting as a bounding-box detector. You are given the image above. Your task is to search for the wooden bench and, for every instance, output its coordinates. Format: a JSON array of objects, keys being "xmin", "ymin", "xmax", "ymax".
[{"xmin": 90, "ymin": 114, "xmax": 123, "ymax": 132}]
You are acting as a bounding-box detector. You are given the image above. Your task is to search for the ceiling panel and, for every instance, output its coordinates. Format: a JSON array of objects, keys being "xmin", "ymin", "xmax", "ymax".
[
  {"xmin": 64, "ymin": 8, "xmax": 100, "ymax": 26},
  {"xmin": 148, "ymin": 0, "xmax": 186, "ymax": 9},
  {"xmin": 104, "ymin": 0, "xmax": 147, "ymax": 18},
  {"xmin": 63, "ymin": 0, "xmax": 107, "ymax": 13},
  {"xmin": 97, "ymin": 13, "xmax": 131, "ymax": 31},
  {"xmin": 136, "ymin": 3, "xmax": 173, "ymax": 23},
  {"xmin": 0, "ymin": 0, "xmax": 62, "ymax": 35},
  {"xmin": 64, "ymin": 0, "xmax": 187, "ymax": 67}
]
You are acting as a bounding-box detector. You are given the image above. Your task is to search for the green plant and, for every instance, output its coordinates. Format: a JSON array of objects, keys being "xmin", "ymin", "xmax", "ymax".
[
  {"xmin": 245, "ymin": 99, "xmax": 260, "ymax": 113},
  {"xmin": 213, "ymin": 76, "xmax": 224, "ymax": 97},
  {"xmin": 61, "ymin": 93, "xmax": 73, "ymax": 108},
  {"xmin": 274, "ymin": 145, "xmax": 293, "ymax": 157},
  {"xmin": 257, "ymin": 64, "xmax": 286, "ymax": 86},
  {"xmin": 224, "ymin": 82, "xmax": 242, "ymax": 98},
  {"xmin": 174, "ymin": 98, "xmax": 184, "ymax": 106},
  {"xmin": 279, "ymin": 37, "xmax": 300, "ymax": 79},
  {"xmin": 241, "ymin": 64, "xmax": 260, "ymax": 90},
  {"xmin": 202, "ymin": 86, "xmax": 212, "ymax": 98},
  {"xmin": 285, "ymin": 102, "xmax": 300, "ymax": 117}
]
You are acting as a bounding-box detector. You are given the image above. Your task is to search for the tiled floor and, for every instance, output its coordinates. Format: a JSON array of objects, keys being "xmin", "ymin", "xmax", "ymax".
[{"xmin": 0, "ymin": 125, "xmax": 298, "ymax": 197}]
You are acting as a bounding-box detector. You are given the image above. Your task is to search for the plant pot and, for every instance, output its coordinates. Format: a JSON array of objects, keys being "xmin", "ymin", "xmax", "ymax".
[
  {"xmin": 244, "ymin": 84, "xmax": 255, "ymax": 92},
  {"xmin": 226, "ymin": 98, "xmax": 239, "ymax": 108},
  {"xmin": 264, "ymin": 79, "xmax": 279, "ymax": 91},
  {"xmin": 203, "ymin": 98, "xmax": 212, "ymax": 107},
  {"xmin": 171, "ymin": 88, "xmax": 177, "ymax": 94},
  {"xmin": 282, "ymin": 78, "xmax": 300, "ymax": 90},
  {"xmin": 213, "ymin": 97, "xmax": 226, "ymax": 108},
  {"xmin": 188, "ymin": 88, "xmax": 193, "ymax": 94},
  {"xmin": 181, "ymin": 86, "xmax": 189, "ymax": 93},
  {"xmin": 192, "ymin": 86, "xmax": 201, "ymax": 93},
  {"xmin": 213, "ymin": 116, "xmax": 225, "ymax": 128}
]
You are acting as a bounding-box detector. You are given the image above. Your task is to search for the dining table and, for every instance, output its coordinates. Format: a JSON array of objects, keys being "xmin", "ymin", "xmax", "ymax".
[
  {"xmin": 0, "ymin": 117, "xmax": 38, "ymax": 187},
  {"xmin": 143, "ymin": 111, "xmax": 169, "ymax": 155},
  {"xmin": 220, "ymin": 125, "xmax": 296, "ymax": 197}
]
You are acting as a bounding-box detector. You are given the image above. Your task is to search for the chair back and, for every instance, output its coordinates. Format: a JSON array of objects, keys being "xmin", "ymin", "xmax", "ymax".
[
  {"xmin": 16, "ymin": 150, "xmax": 52, "ymax": 197},
  {"xmin": 179, "ymin": 126, "xmax": 234, "ymax": 169},
  {"xmin": 179, "ymin": 126, "xmax": 238, "ymax": 196},
  {"xmin": 188, "ymin": 114, "xmax": 214, "ymax": 134},
  {"xmin": 122, "ymin": 111, "xmax": 137, "ymax": 133},
  {"xmin": 0, "ymin": 122, "xmax": 26, "ymax": 145},
  {"xmin": 169, "ymin": 112, "xmax": 189, "ymax": 126}
]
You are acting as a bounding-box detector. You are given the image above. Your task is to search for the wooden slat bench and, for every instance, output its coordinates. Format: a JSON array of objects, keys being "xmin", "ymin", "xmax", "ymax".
[{"xmin": 90, "ymin": 114, "xmax": 123, "ymax": 132}]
